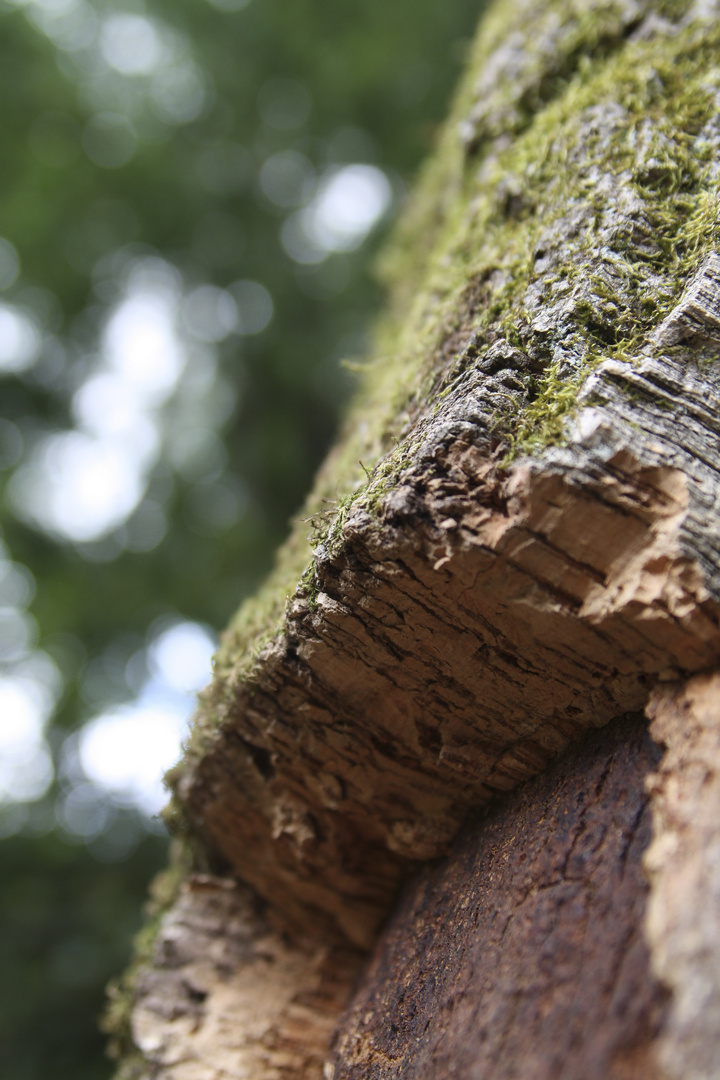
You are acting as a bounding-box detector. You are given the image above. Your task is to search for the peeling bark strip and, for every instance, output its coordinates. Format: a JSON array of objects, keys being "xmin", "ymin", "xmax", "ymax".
[
  {"xmin": 119, "ymin": 1, "xmax": 720, "ymax": 1078},
  {"xmin": 329, "ymin": 716, "xmax": 667, "ymax": 1080},
  {"xmin": 130, "ymin": 875, "xmax": 362, "ymax": 1080},
  {"xmin": 645, "ymin": 673, "xmax": 720, "ymax": 1080}
]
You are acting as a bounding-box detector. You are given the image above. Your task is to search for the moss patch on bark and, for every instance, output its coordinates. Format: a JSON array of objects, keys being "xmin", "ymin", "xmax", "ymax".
[{"xmin": 177, "ymin": 0, "xmax": 720, "ymax": 809}]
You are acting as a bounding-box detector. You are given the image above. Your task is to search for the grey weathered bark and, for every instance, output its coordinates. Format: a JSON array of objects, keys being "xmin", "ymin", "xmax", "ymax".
[{"xmin": 109, "ymin": 2, "xmax": 720, "ymax": 1078}]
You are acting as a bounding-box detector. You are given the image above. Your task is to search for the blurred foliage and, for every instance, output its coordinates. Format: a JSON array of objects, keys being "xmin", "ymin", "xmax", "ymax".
[
  {"xmin": 0, "ymin": 0, "xmax": 486, "ymax": 1077},
  {"xmin": 0, "ymin": 830, "xmax": 165, "ymax": 1080}
]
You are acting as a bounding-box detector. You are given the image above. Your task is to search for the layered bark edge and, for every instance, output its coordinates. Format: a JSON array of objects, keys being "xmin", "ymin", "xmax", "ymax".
[{"xmin": 115, "ymin": 1, "xmax": 720, "ymax": 1078}]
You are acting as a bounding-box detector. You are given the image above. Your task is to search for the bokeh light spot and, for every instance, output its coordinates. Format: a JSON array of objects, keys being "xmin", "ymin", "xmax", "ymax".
[
  {"xmin": 9, "ymin": 431, "xmax": 146, "ymax": 543},
  {"xmin": 104, "ymin": 287, "xmax": 185, "ymax": 402},
  {"xmin": 78, "ymin": 705, "xmax": 188, "ymax": 816},
  {"xmin": 308, "ymin": 164, "xmax": 392, "ymax": 252},
  {"xmin": 0, "ymin": 304, "xmax": 41, "ymax": 372},
  {"xmin": 149, "ymin": 621, "xmax": 215, "ymax": 695},
  {"xmin": 99, "ymin": 14, "xmax": 165, "ymax": 77}
]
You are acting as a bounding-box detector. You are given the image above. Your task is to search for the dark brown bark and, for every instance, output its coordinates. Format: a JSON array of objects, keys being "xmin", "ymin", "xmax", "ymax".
[{"xmin": 329, "ymin": 714, "xmax": 667, "ymax": 1080}]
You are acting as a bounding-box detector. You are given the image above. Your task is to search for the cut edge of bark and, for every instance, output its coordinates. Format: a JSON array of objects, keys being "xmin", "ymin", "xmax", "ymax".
[{"xmin": 180, "ymin": 2, "xmax": 720, "ymax": 765}]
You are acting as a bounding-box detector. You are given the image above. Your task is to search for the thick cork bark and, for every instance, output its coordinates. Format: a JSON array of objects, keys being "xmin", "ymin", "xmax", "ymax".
[{"xmin": 114, "ymin": 2, "xmax": 720, "ymax": 1078}]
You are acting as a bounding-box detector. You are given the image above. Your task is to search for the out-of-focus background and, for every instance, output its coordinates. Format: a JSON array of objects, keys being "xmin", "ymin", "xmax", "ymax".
[{"xmin": 0, "ymin": 0, "xmax": 485, "ymax": 1076}]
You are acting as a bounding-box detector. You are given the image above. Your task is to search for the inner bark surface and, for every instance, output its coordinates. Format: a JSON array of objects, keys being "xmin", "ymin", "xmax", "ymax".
[{"xmin": 329, "ymin": 714, "xmax": 667, "ymax": 1080}]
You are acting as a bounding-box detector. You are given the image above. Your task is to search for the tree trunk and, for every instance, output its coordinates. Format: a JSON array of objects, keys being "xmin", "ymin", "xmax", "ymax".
[{"xmin": 109, "ymin": 2, "xmax": 720, "ymax": 1077}]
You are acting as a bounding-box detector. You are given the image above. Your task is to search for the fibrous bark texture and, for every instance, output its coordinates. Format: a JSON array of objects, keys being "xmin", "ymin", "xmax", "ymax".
[
  {"xmin": 115, "ymin": 1, "xmax": 720, "ymax": 1078},
  {"xmin": 644, "ymin": 673, "xmax": 720, "ymax": 1080},
  {"xmin": 129, "ymin": 875, "xmax": 362, "ymax": 1080},
  {"xmin": 328, "ymin": 715, "xmax": 666, "ymax": 1080}
]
